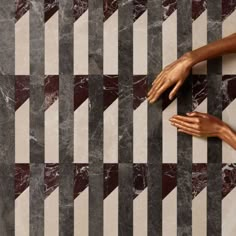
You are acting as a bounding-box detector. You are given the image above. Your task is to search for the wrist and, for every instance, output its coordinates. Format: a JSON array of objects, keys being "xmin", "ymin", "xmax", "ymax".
[
  {"xmin": 218, "ymin": 122, "xmax": 233, "ymax": 140},
  {"xmin": 182, "ymin": 51, "xmax": 197, "ymax": 68}
]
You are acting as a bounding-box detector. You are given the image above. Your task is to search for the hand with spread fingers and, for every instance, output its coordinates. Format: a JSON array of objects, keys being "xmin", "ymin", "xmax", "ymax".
[
  {"xmin": 147, "ymin": 32, "xmax": 236, "ymax": 103},
  {"xmin": 169, "ymin": 111, "xmax": 236, "ymax": 150},
  {"xmin": 147, "ymin": 54, "xmax": 192, "ymax": 103}
]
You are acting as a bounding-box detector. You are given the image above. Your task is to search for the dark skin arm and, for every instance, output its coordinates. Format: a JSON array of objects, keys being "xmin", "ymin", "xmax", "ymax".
[
  {"xmin": 147, "ymin": 33, "xmax": 236, "ymax": 150},
  {"xmin": 169, "ymin": 111, "xmax": 236, "ymax": 150},
  {"xmin": 147, "ymin": 32, "xmax": 236, "ymax": 102}
]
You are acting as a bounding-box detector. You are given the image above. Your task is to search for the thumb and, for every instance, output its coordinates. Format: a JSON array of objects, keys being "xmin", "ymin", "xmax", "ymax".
[{"xmin": 169, "ymin": 81, "xmax": 183, "ymax": 100}]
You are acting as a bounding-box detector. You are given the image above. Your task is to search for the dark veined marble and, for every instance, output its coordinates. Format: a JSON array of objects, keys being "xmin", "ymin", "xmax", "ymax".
[
  {"xmin": 74, "ymin": 0, "xmax": 88, "ymax": 21},
  {"xmin": 15, "ymin": 0, "xmax": 58, "ymax": 22},
  {"xmin": 192, "ymin": 164, "xmax": 207, "ymax": 198},
  {"xmin": 222, "ymin": 163, "xmax": 236, "ymax": 198},
  {"xmin": 14, "ymin": 163, "xmax": 236, "ymax": 200},
  {"xmin": 222, "ymin": 75, "xmax": 236, "ymax": 110},
  {"xmin": 44, "ymin": 163, "xmax": 59, "ymax": 198},
  {"xmin": 15, "ymin": 75, "xmax": 29, "ymax": 110},
  {"xmin": 192, "ymin": 75, "xmax": 207, "ymax": 110},
  {"xmin": 15, "ymin": 164, "xmax": 29, "ymax": 199}
]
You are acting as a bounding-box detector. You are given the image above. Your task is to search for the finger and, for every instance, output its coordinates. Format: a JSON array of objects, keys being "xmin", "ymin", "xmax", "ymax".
[
  {"xmin": 149, "ymin": 84, "xmax": 169, "ymax": 103},
  {"xmin": 147, "ymin": 77, "xmax": 164, "ymax": 97},
  {"xmin": 152, "ymin": 71, "xmax": 165, "ymax": 85},
  {"xmin": 170, "ymin": 119, "xmax": 197, "ymax": 129},
  {"xmin": 178, "ymin": 129, "xmax": 201, "ymax": 137},
  {"xmin": 170, "ymin": 115, "xmax": 200, "ymax": 123},
  {"xmin": 186, "ymin": 111, "xmax": 206, "ymax": 118},
  {"xmin": 171, "ymin": 122, "xmax": 201, "ymax": 134},
  {"xmin": 169, "ymin": 81, "xmax": 183, "ymax": 100},
  {"xmin": 148, "ymin": 74, "xmax": 165, "ymax": 97}
]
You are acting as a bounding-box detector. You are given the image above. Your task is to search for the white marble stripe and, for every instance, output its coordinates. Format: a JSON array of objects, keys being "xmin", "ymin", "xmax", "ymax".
[
  {"xmin": 222, "ymin": 98, "xmax": 236, "ymax": 163},
  {"xmin": 192, "ymin": 10, "xmax": 207, "ymax": 74},
  {"xmin": 15, "ymin": 100, "xmax": 30, "ymax": 163},
  {"xmin": 74, "ymin": 187, "xmax": 89, "ymax": 236},
  {"xmin": 192, "ymin": 187, "xmax": 207, "ymax": 236},
  {"xmin": 163, "ymin": 188, "xmax": 177, "ymax": 236},
  {"xmin": 133, "ymin": 188, "xmax": 147, "ymax": 236},
  {"xmin": 133, "ymin": 100, "xmax": 147, "ymax": 163},
  {"xmin": 45, "ymin": 100, "xmax": 59, "ymax": 163},
  {"xmin": 133, "ymin": 11, "xmax": 147, "ymax": 163},
  {"xmin": 163, "ymin": 99, "xmax": 177, "ymax": 163},
  {"xmin": 104, "ymin": 99, "xmax": 118, "ymax": 163},
  {"xmin": 162, "ymin": 11, "xmax": 177, "ymax": 163},
  {"xmin": 45, "ymin": 188, "xmax": 59, "ymax": 236},
  {"xmin": 104, "ymin": 11, "xmax": 118, "ymax": 75},
  {"xmin": 74, "ymin": 10, "xmax": 89, "ymax": 75},
  {"xmin": 133, "ymin": 10, "xmax": 147, "ymax": 75},
  {"xmin": 15, "ymin": 188, "xmax": 29, "ymax": 236},
  {"xmin": 74, "ymin": 99, "xmax": 89, "ymax": 163},
  {"xmin": 222, "ymin": 187, "xmax": 236, "ymax": 235},
  {"xmin": 222, "ymin": 9, "xmax": 236, "ymax": 75},
  {"xmin": 45, "ymin": 12, "xmax": 59, "ymax": 75},
  {"xmin": 104, "ymin": 187, "xmax": 118, "ymax": 236},
  {"xmin": 15, "ymin": 11, "xmax": 29, "ymax": 75},
  {"xmin": 192, "ymin": 98, "xmax": 208, "ymax": 163}
]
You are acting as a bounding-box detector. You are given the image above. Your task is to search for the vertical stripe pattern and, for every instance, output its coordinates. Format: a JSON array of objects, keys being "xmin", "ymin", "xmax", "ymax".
[
  {"xmin": 177, "ymin": 0, "xmax": 192, "ymax": 235},
  {"xmin": 207, "ymin": 0, "xmax": 222, "ymax": 235}
]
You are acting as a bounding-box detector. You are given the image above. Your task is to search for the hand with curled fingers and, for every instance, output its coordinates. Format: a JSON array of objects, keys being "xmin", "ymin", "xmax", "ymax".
[{"xmin": 147, "ymin": 53, "xmax": 193, "ymax": 103}]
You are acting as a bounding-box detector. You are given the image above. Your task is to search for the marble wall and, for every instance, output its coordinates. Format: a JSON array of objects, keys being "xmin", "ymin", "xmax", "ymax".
[{"xmin": 0, "ymin": 0, "xmax": 236, "ymax": 235}]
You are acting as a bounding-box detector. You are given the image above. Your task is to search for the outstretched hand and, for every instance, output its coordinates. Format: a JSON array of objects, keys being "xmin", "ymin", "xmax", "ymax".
[
  {"xmin": 169, "ymin": 111, "xmax": 224, "ymax": 137},
  {"xmin": 147, "ymin": 54, "xmax": 193, "ymax": 103}
]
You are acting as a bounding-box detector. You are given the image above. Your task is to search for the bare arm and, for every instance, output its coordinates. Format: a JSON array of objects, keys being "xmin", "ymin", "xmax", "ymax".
[
  {"xmin": 147, "ymin": 32, "xmax": 236, "ymax": 103},
  {"xmin": 169, "ymin": 111, "xmax": 236, "ymax": 150},
  {"xmin": 186, "ymin": 32, "xmax": 236, "ymax": 67}
]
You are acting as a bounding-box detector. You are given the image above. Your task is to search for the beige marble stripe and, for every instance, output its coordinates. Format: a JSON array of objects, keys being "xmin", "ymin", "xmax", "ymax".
[
  {"xmin": 74, "ymin": 187, "xmax": 89, "ymax": 236},
  {"xmin": 162, "ymin": 11, "xmax": 177, "ymax": 163},
  {"xmin": 163, "ymin": 188, "xmax": 177, "ymax": 236},
  {"xmin": 45, "ymin": 100, "xmax": 59, "ymax": 163},
  {"xmin": 74, "ymin": 99, "xmax": 89, "ymax": 163},
  {"xmin": 15, "ymin": 188, "xmax": 29, "ymax": 236},
  {"xmin": 45, "ymin": 12, "xmax": 59, "ymax": 75},
  {"xmin": 192, "ymin": 10, "xmax": 207, "ymax": 74},
  {"xmin": 222, "ymin": 186, "xmax": 236, "ymax": 235},
  {"xmin": 104, "ymin": 187, "xmax": 118, "ymax": 236},
  {"xmin": 104, "ymin": 10, "xmax": 118, "ymax": 75},
  {"xmin": 163, "ymin": 98, "xmax": 177, "ymax": 163},
  {"xmin": 222, "ymin": 10, "xmax": 236, "ymax": 75},
  {"xmin": 192, "ymin": 187, "xmax": 207, "ymax": 236},
  {"xmin": 45, "ymin": 188, "xmax": 59, "ymax": 236},
  {"xmin": 133, "ymin": 100, "xmax": 147, "ymax": 163},
  {"xmin": 133, "ymin": 10, "xmax": 147, "ymax": 75},
  {"xmin": 15, "ymin": 11, "xmax": 29, "ymax": 75},
  {"xmin": 222, "ymin": 98, "xmax": 236, "ymax": 162},
  {"xmin": 15, "ymin": 100, "xmax": 30, "ymax": 163},
  {"xmin": 74, "ymin": 10, "xmax": 88, "ymax": 75},
  {"xmin": 104, "ymin": 99, "xmax": 118, "ymax": 163},
  {"xmin": 192, "ymin": 98, "xmax": 207, "ymax": 163},
  {"xmin": 133, "ymin": 188, "xmax": 147, "ymax": 236}
]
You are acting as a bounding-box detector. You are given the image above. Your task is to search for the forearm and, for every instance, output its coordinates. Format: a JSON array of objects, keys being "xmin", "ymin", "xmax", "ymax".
[
  {"xmin": 184, "ymin": 33, "xmax": 236, "ymax": 66},
  {"xmin": 218, "ymin": 123, "xmax": 236, "ymax": 150}
]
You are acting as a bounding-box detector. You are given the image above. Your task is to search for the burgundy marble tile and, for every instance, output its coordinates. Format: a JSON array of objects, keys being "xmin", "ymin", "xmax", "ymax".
[
  {"xmin": 15, "ymin": 164, "xmax": 30, "ymax": 199},
  {"xmin": 222, "ymin": 0, "xmax": 236, "ymax": 20},
  {"xmin": 44, "ymin": 163, "xmax": 59, "ymax": 198},
  {"xmin": 74, "ymin": 164, "xmax": 89, "ymax": 198},
  {"xmin": 222, "ymin": 75, "xmax": 236, "ymax": 110},
  {"xmin": 104, "ymin": 164, "xmax": 118, "ymax": 199},
  {"xmin": 15, "ymin": 75, "xmax": 30, "ymax": 110},
  {"xmin": 74, "ymin": 0, "xmax": 88, "ymax": 21},
  {"xmin": 192, "ymin": 164, "xmax": 207, "ymax": 198},
  {"xmin": 222, "ymin": 163, "xmax": 236, "ymax": 198},
  {"xmin": 45, "ymin": 75, "xmax": 59, "ymax": 110},
  {"xmin": 192, "ymin": 75, "xmax": 207, "ymax": 110}
]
